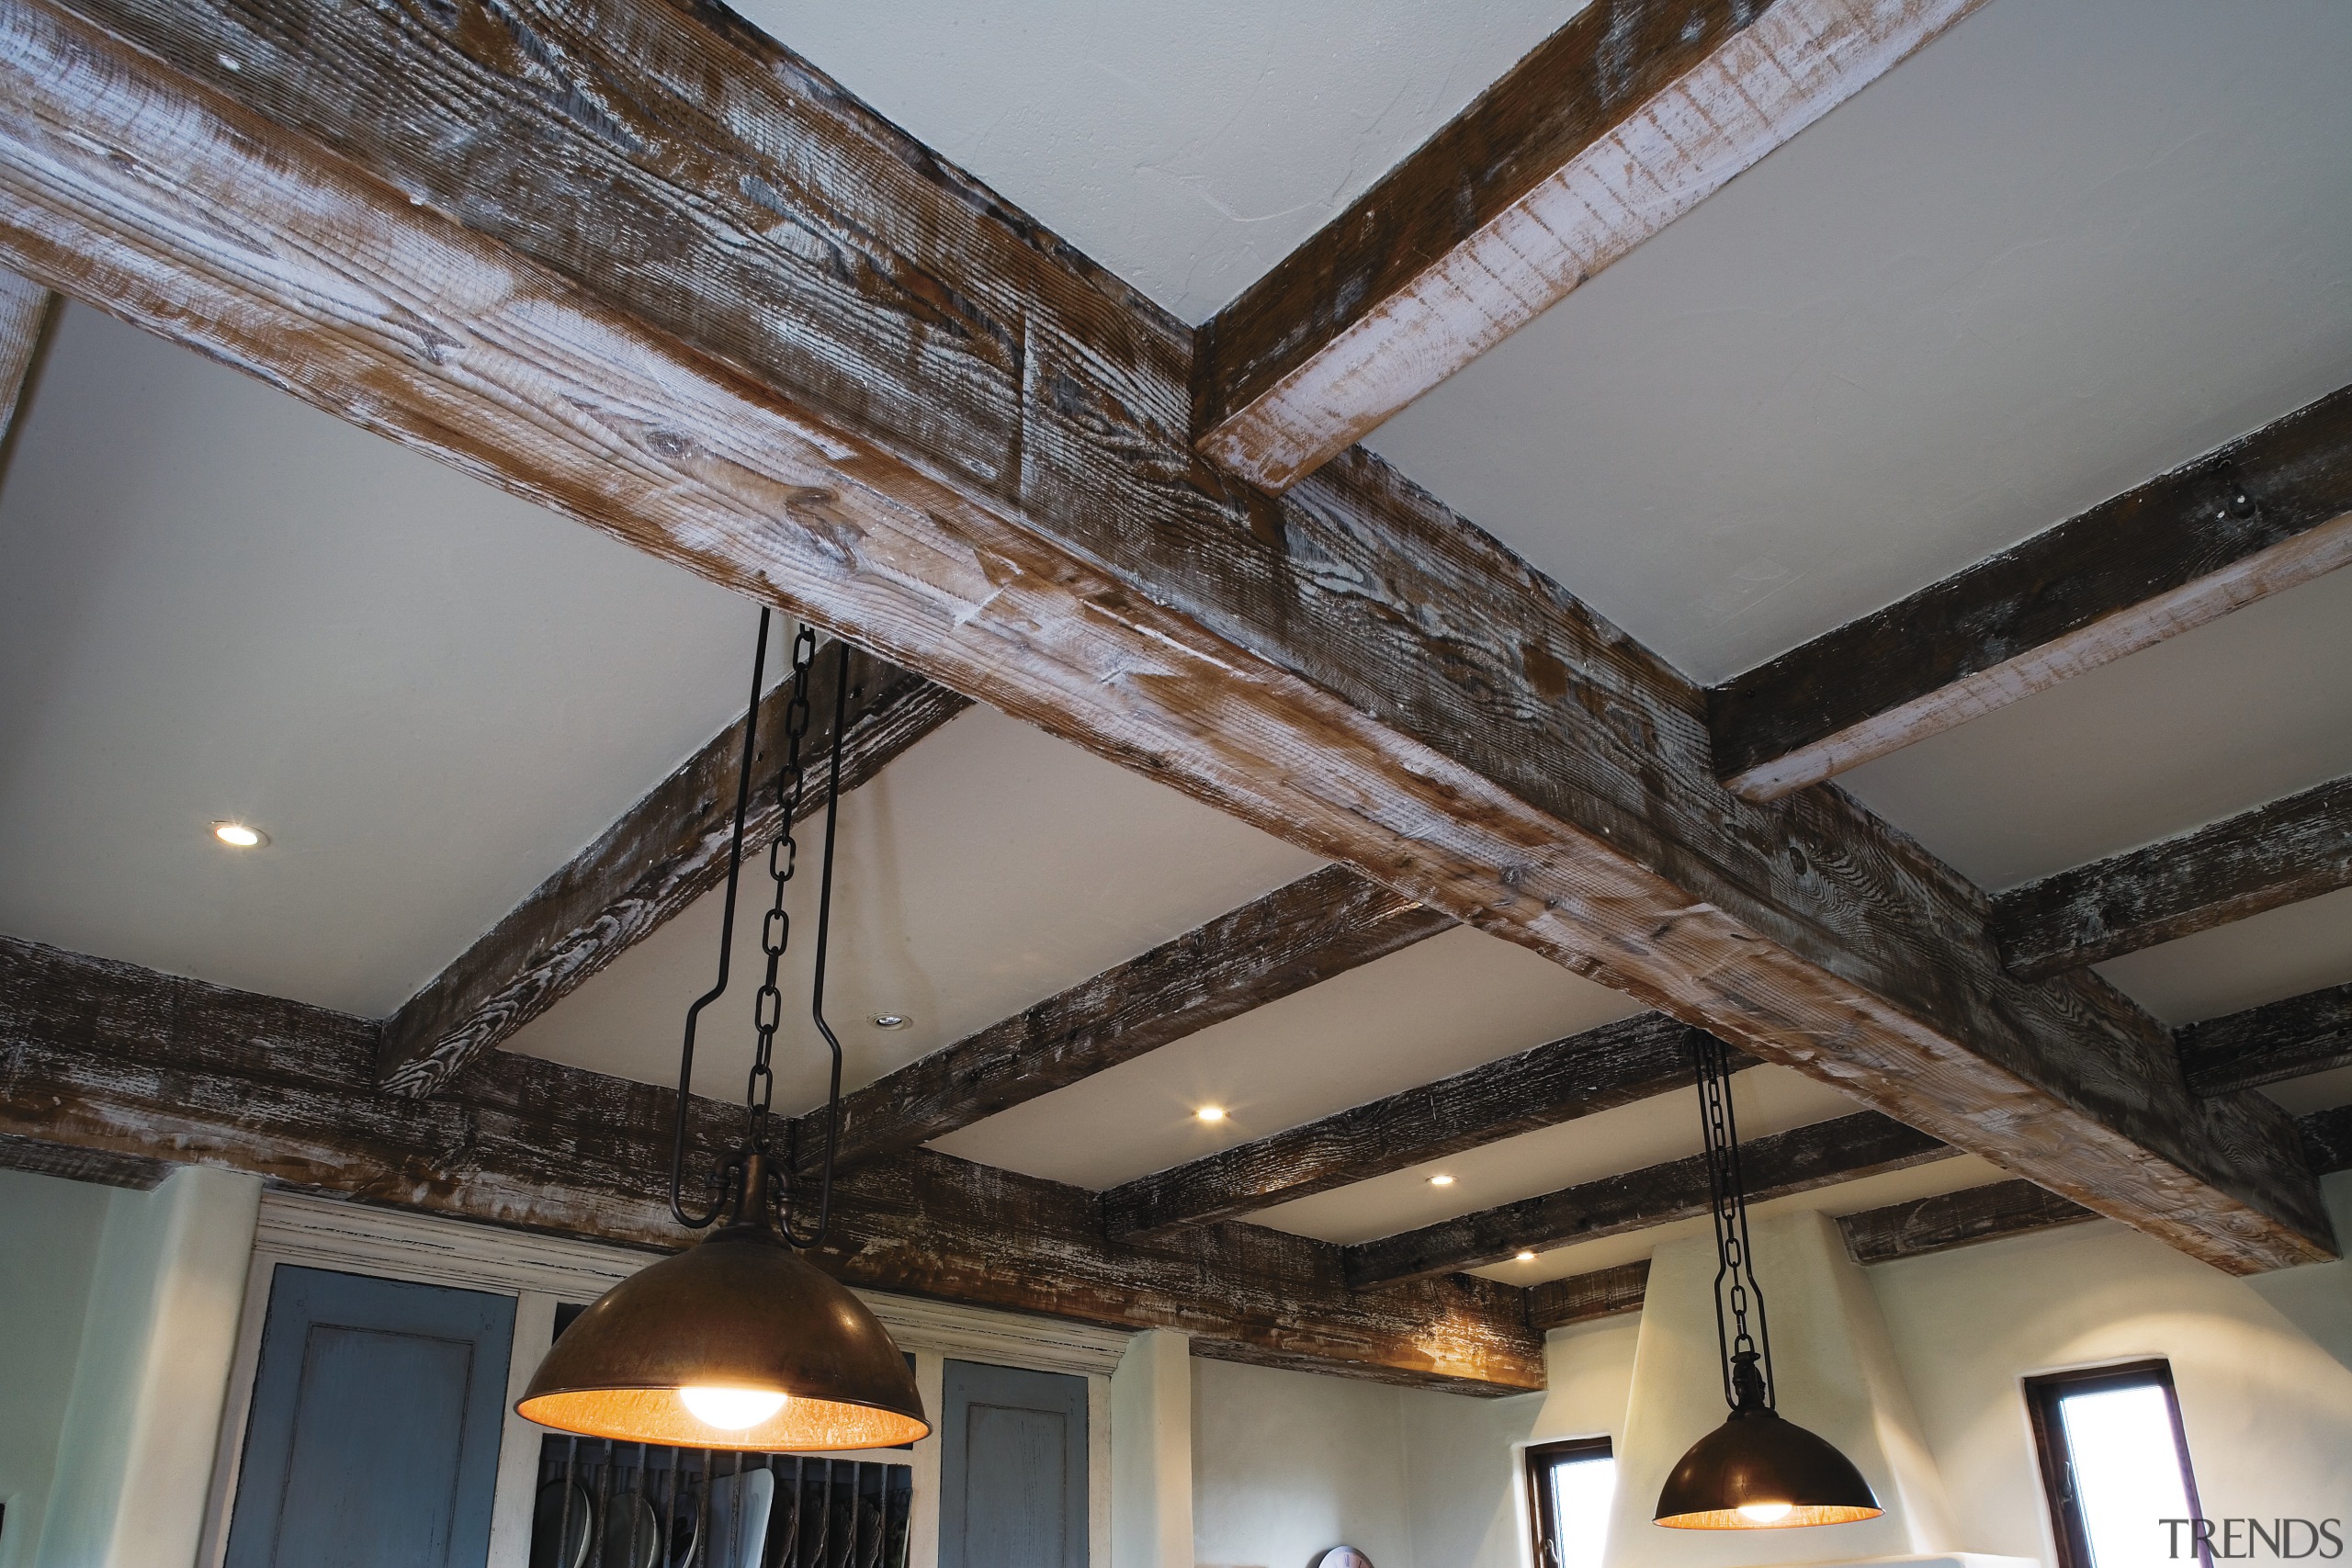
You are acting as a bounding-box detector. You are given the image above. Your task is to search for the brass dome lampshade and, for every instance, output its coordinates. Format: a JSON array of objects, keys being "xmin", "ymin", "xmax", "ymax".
[
  {"xmin": 518, "ymin": 615, "xmax": 929, "ymax": 1452},
  {"xmin": 1654, "ymin": 1032, "xmax": 1880, "ymax": 1530}
]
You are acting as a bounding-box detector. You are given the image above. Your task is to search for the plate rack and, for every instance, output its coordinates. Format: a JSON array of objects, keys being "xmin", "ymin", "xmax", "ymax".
[{"xmin": 528, "ymin": 1435, "xmax": 912, "ymax": 1568}]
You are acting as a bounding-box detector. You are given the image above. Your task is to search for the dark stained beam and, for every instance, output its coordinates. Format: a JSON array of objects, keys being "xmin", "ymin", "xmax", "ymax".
[
  {"xmin": 1102, "ymin": 1013, "xmax": 1735, "ymax": 1237},
  {"xmin": 0, "ymin": 265, "xmax": 57, "ymax": 466},
  {"xmin": 2300, "ymin": 1104, "xmax": 2352, "ymax": 1179},
  {"xmin": 1838, "ymin": 1179, "xmax": 2096, "ymax": 1265},
  {"xmin": 0, "ymin": 1129, "xmax": 170, "ymax": 1189},
  {"xmin": 1995, "ymin": 776, "xmax": 2352, "ymax": 980},
  {"xmin": 0, "ymin": 933, "xmax": 1542, "ymax": 1393},
  {"xmin": 811, "ymin": 865, "xmax": 1453, "ymax": 1170},
  {"xmin": 1345, "ymin": 1110, "xmax": 1955, "ymax": 1289},
  {"xmin": 1525, "ymin": 1259, "xmax": 1651, "ymax": 1332},
  {"xmin": 0, "ymin": 0, "xmax": 2329, "ymax": 1273},
  {"xmin": 2178, "ymin": 983, "xmax": 2352, "ymax": 1098},
  {"xmin": 1713, "ymin": 385, "xmax": 2352, "ymax": 800},
  {"xmin": 379, "ymin": 646, "xmax": 967, "ymax": 1097},
  {"xmin": 1193, "ymin": 0, "xmax": 1982, "ymax": 491}
]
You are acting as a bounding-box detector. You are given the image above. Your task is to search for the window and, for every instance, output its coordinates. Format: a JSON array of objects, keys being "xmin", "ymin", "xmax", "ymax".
[
  {"xmin": 1525, "ymin": 1437, "xmax": 1615, "ymax": 1568},
  {"xmin": 2026, "ymin": 1359, "xmax": 2211, "ymax": 1568}
]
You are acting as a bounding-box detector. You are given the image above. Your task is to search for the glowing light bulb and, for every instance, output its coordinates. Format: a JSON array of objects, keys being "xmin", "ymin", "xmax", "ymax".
[
  {"xmin": 1427, "ymin": 1173, "xmax": 1455, "ymax": 1187},
  {"xmin": 1194, "ymin": 1105, "xmax": 1227, "ymax": 1122},
  {"xmin": 1737, "ymin": 1502, "xmax": 1793, "ymax": 1524},
  {"xmin": 1515, "ymin": 1250, "xmax": 1537, "ymax": 1262},
  {"xmin": 212, "ymin": 822, "xmax": 266, "ymax": 848},
  {"xmin": 680, "ymin": 1386, "xmax": 787, "ymax": 1430}
]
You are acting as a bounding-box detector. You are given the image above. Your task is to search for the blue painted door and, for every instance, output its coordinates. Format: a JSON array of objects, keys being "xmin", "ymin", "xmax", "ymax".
[
  {"xmin": 224, "ymin": 1265, "xmax": 515, "ymax": 1568},
  {"xmin": 937, "ymin": 1360, "xmax": 1088, "ymax": 1568}
]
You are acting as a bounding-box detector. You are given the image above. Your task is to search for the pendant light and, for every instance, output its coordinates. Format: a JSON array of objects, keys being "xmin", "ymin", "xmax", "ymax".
[
  {"xmin": 518, "ymin": 614, "xmax": 931, "ymax": 1452},
  {"xmin": 1653, "ymin": 1032, "xmax": 1880, "ymax": 1529}
]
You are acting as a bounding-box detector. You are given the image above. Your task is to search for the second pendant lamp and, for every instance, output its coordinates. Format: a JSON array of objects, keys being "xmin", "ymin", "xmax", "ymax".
[
  {"xmin": 517, "ymin": 614, "xmax": 930, "ymax": 1453},
  {"xmin": 1653, "ymin": 1032, "xmax": 1880, "ymax": 1530}
]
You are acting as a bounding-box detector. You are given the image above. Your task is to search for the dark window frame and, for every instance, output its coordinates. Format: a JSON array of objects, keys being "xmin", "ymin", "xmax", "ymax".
[
  {"xmin": 2024, "ymin": 1359, "xmax": 2211, "ymax": 1568},
  {"xmin": 1524, "ymin": 1436, "xmax": 1613, "ymax": 1568}
]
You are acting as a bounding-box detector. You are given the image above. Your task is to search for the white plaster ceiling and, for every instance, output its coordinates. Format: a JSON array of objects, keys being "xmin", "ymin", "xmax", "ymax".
[
  {"xmin": 0, "ymin": 304, "xmax": 763, "ymax": 1014},
  {"xmin": 725, "ymin": 0, "xmax": 1587, "ymax": 322},
  {"xmin": 507, "ymin": 703, "xmax": 1324, "ymax": 1107},
  {"xmin": 1363, "ymin": 0, "xmax": 2352, "ymax": 684}
]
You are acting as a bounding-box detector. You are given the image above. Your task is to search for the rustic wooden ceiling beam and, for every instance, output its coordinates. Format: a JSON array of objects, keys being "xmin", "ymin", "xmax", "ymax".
[
  {"xmin": 807, "ymin": 865, "xmax": 1450, "ymax": 1171},
  {"xmin": 1191, "ymin": 0, "xmax": 1982, "ymax": 492},
  {"xmin": 1836, "ymin": 1179, "xmax": 2095, "ymax": 1265},
  {"xmin": 1101, "ymin": 1013, "xmax": 1735, "ymax": 1237},
  {"xmin": 379, "ymin": 645, "xmax": 966, "ymax": 1098},
  {"xmin": 1524, "ymin": 1258, "xmax": 1652, "ymax": 1332},
  {"xmin": 1994, "ymin": 776, "xmax": 2352, "ymax": 981},
  {"xmin": 1713, "ymin": 385, "xmax": 2352, "ymax": 800},
  {"xmin": 2302, "ymin": 1103, "xmax": 2352, "ymax": 1179},
  {"xmin": 0, "ymin": 265, "xmax": 57, "ymax": 464},
  {"xmin": 0, "ymin": 0, "xmax": 2328, "ymax": 1273},
  {"xmin": 1345, "ymin": 1110, "xmax": 1955, "ymax": 1289},
  {"xmin": 2177, "ymin": 982, "xmax": 2352, "ymax": 1098},
  {"xmin": 0, "ymin": 933, "xmax": 1542, "ymax": 1393}
]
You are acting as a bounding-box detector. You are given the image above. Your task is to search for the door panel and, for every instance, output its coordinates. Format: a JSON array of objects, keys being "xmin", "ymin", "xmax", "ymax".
[
  {"xmin": 225, "ymin": 1265, "xmax": 515, "ymax": 1568},
  {"xmin": 938, "ymin": 1360, "xmax": 1087, "ymax": 1568}
]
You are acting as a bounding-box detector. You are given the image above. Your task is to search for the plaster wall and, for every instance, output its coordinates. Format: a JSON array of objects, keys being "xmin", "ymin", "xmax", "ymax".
[
  {"xmin": 34, "ymin": 1167, "xmax": 260, "ymax": 1568},
  {"xmin": 0, "ymin": 1170, "xmax": 109, "ymax": 1568}
]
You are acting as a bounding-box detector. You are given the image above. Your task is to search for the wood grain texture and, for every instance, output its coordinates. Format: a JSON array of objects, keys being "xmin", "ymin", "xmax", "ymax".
[
  {"xmin": 1714, "ymin": 384, "xmax": 2352, "ymax": 799},
  {"xmin": 1100, "ymin": 1014, "xmax": 1736, "ymax": 1236},
  {"xmin": 1193, "ymin": 0, "xmax": 1984, "ymax": 491},
  {"xmin": 2302, "ymin": 1104, "xmax": 2352, "ymax": 1178},
  {"xmin": 0, "ymin": 1128, "xmax": 170, "ymax": 1188},
  {"xmin": 1345, "ymin": 1110, "xmax": 1955, "ymax": 1288},
  {"xmin": 1524, "ymin": 1259, "xmax": 1651, "ymax": 1331},
  {"xmin": 2177, "ymin": 983, "xmax": 2352, "ymax": 1097},
  {"xmin": 1995, "ymin": 776, "xmax": 2352, "ymax": 979},
  {"xmin": 0, "ymin": 934, "xmax": 1542, "ymax": 1393},
  {"xmin": 1837, "ymin": 1179, "xmax": 2096, "ymax": 1265},
  {"xmin": 0, "ymin": 0, "xmax": 2329, "ymax": 1273},
  {"xmin": 379, "ymin": 647, "xmax": 967, "ymax": 1097},
  {"xmin": 812, "ymin": 865, "xmax": 1453, "ymax": 1170},
  {"xmin": 0, "ymin": 263, "xmax": 56, "ymax": 459}
]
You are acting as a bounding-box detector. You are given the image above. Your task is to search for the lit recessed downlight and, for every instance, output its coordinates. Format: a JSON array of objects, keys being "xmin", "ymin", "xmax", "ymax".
[
  {"xmin": 1516, "ymin": 1250, "xmax": 1537, "ymax": 1262},
  {"xmin": 212, "ymin": 822, "xmax": 267, "ymax": 849},
  {"xmin": 1427, "ymin": 1173, "xmax": 1455, "ymax": 1188},
  {"xmin": 1194, "ymin": 1105, "xmax": 1227, "ymax": 1123},
  {"xmin": 871, "ymin": 1013, "xmax": 911, "ymax": 1031}
]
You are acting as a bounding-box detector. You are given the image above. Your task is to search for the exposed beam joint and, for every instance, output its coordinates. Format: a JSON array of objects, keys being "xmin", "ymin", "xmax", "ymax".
[
  {"xmin": 0, "ymin": 0, "xmax": 2328, "ymax": 1271},
  {"xmin": 1713, "ymin": 384, "xmax": 2352, "ymax": 799},
  {"xmin": 812, "ymin": 865, "xmax": 1452, "ymax": 1170},
  {"xmin": 1193, "ymin": 0, "xmax": 1983, "ymax": 491},
  {"xmin": 1995, "ymin": 775, "xmax": 2352, "ymax": 980},
  {"xmin": 0, "ymin": 934, "xmax": 1542, "ymax": 1393},
  {"xmin": 379, "ymin": 646, "xmax": 967, "ymax": 1097},
  {"xmin": 2177, "ymin": 983, "xmax": 2352, "ymax": 1098},
  {"xmin": 1102, "ymin": 1014, "xmax": 1731, "ymax": 1237},
  {"xmin": 1344, "ymin": 1110, "xmax": 1955, "ymax": 1289}
]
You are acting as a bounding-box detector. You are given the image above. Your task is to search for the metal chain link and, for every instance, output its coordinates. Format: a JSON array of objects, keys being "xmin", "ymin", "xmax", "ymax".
[
  {"xmin": 1695, "ymin": 1030, "xmax": 1775, "ymax": 1412},
  {"xmin": 744, "ymin": 624, "xmax": 820, "ymax": 1149}
]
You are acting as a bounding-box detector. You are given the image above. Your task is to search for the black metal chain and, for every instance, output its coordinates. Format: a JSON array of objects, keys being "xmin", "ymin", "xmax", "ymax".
[
  {"xmin": 744, "ymin": 625, "xmax": 819, "ymax": 1150},
  {"xmin": 1695, "ymin": 1029, "xmax": 1775, "ymax": 1413}
]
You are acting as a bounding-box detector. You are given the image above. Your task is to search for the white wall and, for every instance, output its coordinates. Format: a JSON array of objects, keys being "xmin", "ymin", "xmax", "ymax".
[
  {"xmin": 37, "ymin": 1166, "xmax": 260, "ymax": 1568},
  {"xmin": 0, "ymin": 1170, "xmax": 109, "ymax": 1568}
]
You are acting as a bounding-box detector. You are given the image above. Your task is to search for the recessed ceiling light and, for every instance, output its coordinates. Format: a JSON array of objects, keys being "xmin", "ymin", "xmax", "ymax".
[
  {"xmin": 1427, "ymin": 1173, "xmax": 1455, "ymax": 1188},
  {"xmin": 1516, "ymin": 1250, "xmax": 1538, "ymax": 1263},
  {"xmin": 1194, "ymin": 1105, "xmax": 1227, "ymax": 1123},
  {"xmin": 870, "ymin": 1014, "xmax": 911, "ymax": 1031},
  {"xmin": 212, "ymin": 822, "xmax": 267, "ymax": 848}
]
